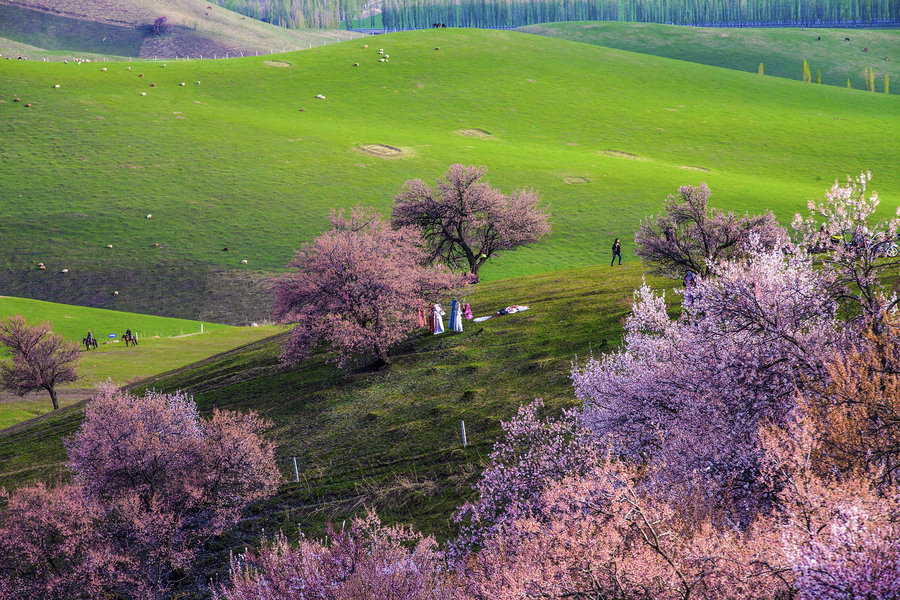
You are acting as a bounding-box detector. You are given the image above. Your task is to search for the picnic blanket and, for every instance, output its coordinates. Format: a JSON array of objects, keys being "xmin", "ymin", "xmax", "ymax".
[{"xmin": 472, "ymin": 305, "xmax": 530, "ymax": 323}]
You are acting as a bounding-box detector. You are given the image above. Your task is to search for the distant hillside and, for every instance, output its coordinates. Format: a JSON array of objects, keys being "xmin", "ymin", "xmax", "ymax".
[
  {"xmin": 0, "ymin": 0, "xmax": 360, "ymax": 59},
  {"xmin": 519, "ymin": 22, "xmax": 900, "ymax": 93}
]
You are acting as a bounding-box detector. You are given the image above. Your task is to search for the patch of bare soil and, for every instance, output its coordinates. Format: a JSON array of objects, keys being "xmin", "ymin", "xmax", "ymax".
[
  {"xmin": 681, "ymin": 165, "xmax": 710, "ymax": 172},
  {"xmin": 456, "ymin": 128, "xmax": 494, "ymax": 139},
  {"xmin": 356, "ymin": 144, "xmax": 410, "ymax": 158},
  {"xmin": 599, "ymin": 149, "xmax": 647, "ymax": 161},
  {"xmin": 563, "ymin": 176, "xmax": 590, "ymax": 184},
  {"xmin": 263, "ymin": 60, "xmax": 291, "ymax": 67}
]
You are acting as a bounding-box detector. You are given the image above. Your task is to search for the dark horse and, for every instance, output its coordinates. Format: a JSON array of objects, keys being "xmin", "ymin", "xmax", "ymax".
[
  {"xmin": 82, "ymin": 337, "xmax": 98, "ymax": 351},
  {"xmin": 123, "ymin": 332, "xmax": 138, "ymax": 347}
]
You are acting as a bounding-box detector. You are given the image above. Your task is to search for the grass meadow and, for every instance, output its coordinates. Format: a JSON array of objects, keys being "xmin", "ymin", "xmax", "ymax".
[
  {"xmin": 0, "ymin": 297, "xmax": 278, "ymax": 427},
  {"xmin": 1, "ymin": 28, "xmax": 897, "ymax": 320},
  {"xmin": 520, "ymin": 21, "xmax": 900, "ymax": 92}
]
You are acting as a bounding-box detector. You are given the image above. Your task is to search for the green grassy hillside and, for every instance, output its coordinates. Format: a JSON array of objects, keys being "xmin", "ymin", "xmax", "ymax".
[
  {"xmin": 519, "ymin": 22, "xmax": 900, "ymax": 93},
  {"xmin": 0, "ymin": 265, "xmax": 668, "ymax": 545},
  {"xmin": 2, "ymin": 29, "xmax": 897, "ymax": 322},
  {"xmin": 0, "ymin": 0, "xmax": 360, "ymax": 60},
  {"xmin": 0, "ymin": 295, "xmax": 231, "ymax": 341},
  {"xmin": 0, "ymin": 297, "xmax": 279, "ymax": 428}
]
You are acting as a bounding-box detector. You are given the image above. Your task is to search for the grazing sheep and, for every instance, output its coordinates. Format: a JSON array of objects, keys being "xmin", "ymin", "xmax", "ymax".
[
  {"xmin": 179, "ymin": 82, "xmax": 185, "ymax": 86},
  {"xmin": 378, "ymin": 49, "xmax": 384, "ymax": 55},
  {"xmin": 379, "ymin": 58, "xmax": 386, "ymax": 62},
  {"xmin": 38, "ymin": 265, "xmax": 46, "ymax": 270},
  {"xmin": 363, "ymin": 44, "xmax": 368, "ymax": 48},
  {"xmin": 64, "ymin": 60, "xmax": 68, "ymax": 64},
  {"xmin": 127, "ymin": 66, "xmax": 131, "ymax": 70},
  {"xmin": 139, "ymin": 73, "xmax": 144, "ymax": 77},
  {"xmin": 13, "ymin": 98, "xmax": 19, "ymax": 102},
  {"xmin": 162, "ymin": 64, "xmax": 166, "ymax": 68},
  {"xmin": 113, "ymin": 291, "xmax": 119, "ymax": 296},
  {"xmin": 150, "ymin": 83, "xmax": 157, "ymax": 87},
  {"xmin": 146, "ymin": 214, "xmax": 152, "ymax": 218},
  {"xmin": 223, "ymin": 247, "xmax": 228, "ymax": 251},
  {"xmin": 24, "ymin": 103, "xmax": 31, "ymax": 107},
  {"xmin": 315, "ymin": 94, "xmax": 325, "ymax": 99},
  {"xmin": 241, "ymin": 259, "xmax": 248, "ymax": 264},
  {"xmin": 140, "ymin": 92, "xmax": 147, "ymax": 96},
  {"xmin": 299, "ymin": 108, "xmax": 305, "ymax": 111},
  {"xmin": 353, "ymin": 63, "xmax": 359, "ymax": 67},
  {"xmin": 106, "ymin": 244, "xmax": 113, "ymax": 249},
  {"xmin": 101, "ymin": 67, "xmax": 107, "ymax": 71},
  {"xmin": 54, "ymin": 84, "xmax": 60, "ymax": 88},
  {"xmin": 195, "ymin": 81, "xmax": 200, "ymax": 85},
  {"xmin": 61, "ymin": 268, "xmax": 69, "ymax": 273},
  {"xmin": 151, "ymin": 243, "xmax": 159, "ymax": 247},
  {"xmin": 384, "ymin": 55, "xmax": 389, "ymax": 58}
]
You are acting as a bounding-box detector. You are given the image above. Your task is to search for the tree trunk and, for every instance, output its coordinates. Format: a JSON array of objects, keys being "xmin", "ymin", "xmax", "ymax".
[
  {"xmin": 374, "ymin": 343, "xmax": 392, "ymax": 367},
  {"xmin": 47, "ymin": 386, "xmax": 59, "ymax": 411}
]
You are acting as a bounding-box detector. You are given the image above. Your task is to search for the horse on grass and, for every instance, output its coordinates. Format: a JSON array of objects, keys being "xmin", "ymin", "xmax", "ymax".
[
  {"xmin": 123, "ymin": 332, "xmax": 138, "ymax": 347},
  {"xmin": 82, "ymin": 337, "xmax": 98, "ymax": 351}
]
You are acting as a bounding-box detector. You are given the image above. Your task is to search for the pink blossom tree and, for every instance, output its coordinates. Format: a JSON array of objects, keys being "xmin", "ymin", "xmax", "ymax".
[
  {"xmin": 392, "ymin": 164, "xmax": 550, "ymax": 281},
  {"xmin": 217, "ymin": 511, "xmax": 460, "ymax": 600},
  {"xmin": 0, "ymin": 314, "xmax": 79, "ymax": 410},
  {"xmin": 0, "ymin": 387, "xmax": 281, "ymax": 599},
  {"xmin": 573, "ymin": 247, "xmax": 839, "ymax": 523},
  {"xmin": 464, "ymin": 467, "xmax": 791, "ymax": 600},
  {"xmin": 273, "ymin": 206, "xmax": 463, "ymax": 367},
  {"xmin": 634, "ymin": 183, "xmax": 785, "ymax": 277},
  {"xmin": 450, "ymin": 399, "xmax": 602, "ymax": 559},
  {"xmin": 792, "ymin": 171, "xmax": 900, "ymax": 329},
  {"xmin": 0, "ymin": 482, "xmax": 130, "ymax": 600}
]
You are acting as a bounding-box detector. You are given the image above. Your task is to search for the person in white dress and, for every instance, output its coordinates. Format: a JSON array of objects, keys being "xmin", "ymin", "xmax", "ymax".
[{"xmin": 432, "ymin": 303, "xmax": 445, "ymax": 334}]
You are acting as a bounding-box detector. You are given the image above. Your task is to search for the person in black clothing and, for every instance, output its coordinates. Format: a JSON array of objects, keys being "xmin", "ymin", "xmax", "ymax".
[{"xmin": 611, "ymin": 238, "xmax": 622, "ymax": 266}]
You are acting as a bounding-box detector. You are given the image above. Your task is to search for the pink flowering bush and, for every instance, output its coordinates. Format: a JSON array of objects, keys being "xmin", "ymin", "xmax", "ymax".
[
  {"xmin": 217, "ymin": 511, "xmax": 460, "ymax": 600},
  {"xmin": 450, "ymin": 399, "xmax": 601, "ymax": 558},
  {"xmin": 634, "ymin": 182, "xmax": 785, "ymax": 277},
  {"xmin": 792, "ymin": 171, "xmax": 900, "ymax": 328},
  {"xmin": 0, "ymin": 387, "xmax": 280, "ymax": 599},
  {"xmin": 573, "ymin": 246, "xmax": 838, "ymax": 523},
  {"xmin": 464, "ymin": 465, "xmax": 791, "ymax": 600},
  {"xmin": 273, "ymin": 206, "xmax": 463, "ymax": 366}
]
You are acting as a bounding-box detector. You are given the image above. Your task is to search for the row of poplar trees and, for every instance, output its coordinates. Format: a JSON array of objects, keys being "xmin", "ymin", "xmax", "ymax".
[{"xmin": 216, "ymin": 0, "xmax": 898, "ymax": 28}]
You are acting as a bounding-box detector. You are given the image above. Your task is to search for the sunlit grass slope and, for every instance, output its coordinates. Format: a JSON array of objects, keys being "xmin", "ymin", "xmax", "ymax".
[
  {"xmin": 519, "ymin": 22, "xmax": 900, "ymax": 93},
  {"xmin": 0, "ymin": 296, "xmax": 278, "ymax": 428},
  {"xmin": 0, "ymin": 295, "xmax": 230, "ymax": 342},
  {"xmin": 0, "ymin": 265, "xmax": 670, "ymax": 544},
  {"xmin": 1, "ymin": 28, "xmax": 897, "ymax": 319}
]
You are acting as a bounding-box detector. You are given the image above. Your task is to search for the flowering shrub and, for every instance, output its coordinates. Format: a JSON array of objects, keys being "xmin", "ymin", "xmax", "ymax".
[{"xmin": 218, "ymin": 511, "xmax": 460, "ymax": 600}]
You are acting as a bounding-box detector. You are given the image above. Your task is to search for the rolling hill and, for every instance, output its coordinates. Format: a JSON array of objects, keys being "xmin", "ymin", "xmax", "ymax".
[
  {"xmin": 519, "ymin": 21, "xmax": 900, "ymax": 93},
  {"xmin": 1, "ymin": 28, "xmax": 897, "ymax": 323},
  {"xmin": 0, "ymin": 0, "xmax": 360, "ymax": 59},
  {"xmin": 0, "ymin": 265, "xmax": 668, "ymax": 544}
]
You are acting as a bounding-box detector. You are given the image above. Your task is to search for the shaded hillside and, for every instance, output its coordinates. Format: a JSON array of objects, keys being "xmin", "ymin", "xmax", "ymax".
[
  {"xmin": 0, "ymin": 0, "xmax": 360, "ymax": 59},
  {"xmin": 0, "ymin": 265, "xmax": 670, "ymax": 545},
  {"xmin": 1, "ymin": 29, "xmax": 897, "ymax": 321}
]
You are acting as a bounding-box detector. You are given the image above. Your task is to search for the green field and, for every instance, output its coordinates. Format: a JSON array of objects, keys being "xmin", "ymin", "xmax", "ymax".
[
  {"xmin": 0, "ymin": 265, "xmax": 670, "ymax": 542},
  {"xmin": 520, "ymin": 22, "xmax": 900, "ymax": 93},
  {"xmin": 0, "ymin": 297, "xmax": 278, "ymax": 427},
  {"xmin": 2, "ymin": 28, "xmax": 897, "ymax": 322},
  {"xmin": 0, "ymin": 296, "xmax": 231, "ymax": 342}
]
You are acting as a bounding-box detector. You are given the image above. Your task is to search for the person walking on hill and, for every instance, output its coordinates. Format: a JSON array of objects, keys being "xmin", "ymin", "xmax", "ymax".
[{"xmin": 611, "ymin": 238, "xmax": 622, "ymax": 266}]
